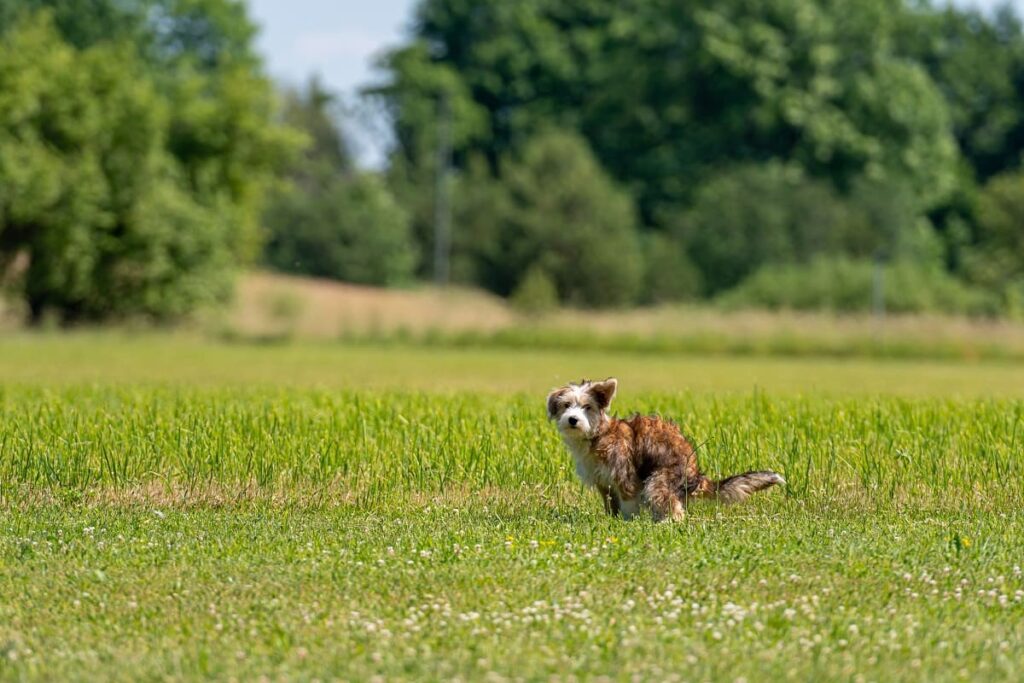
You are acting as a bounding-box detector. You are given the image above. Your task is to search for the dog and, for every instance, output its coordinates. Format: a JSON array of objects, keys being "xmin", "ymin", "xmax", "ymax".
[{"xmin": 547, "ymin": 378, "xmax": 784, "ymax": 521}]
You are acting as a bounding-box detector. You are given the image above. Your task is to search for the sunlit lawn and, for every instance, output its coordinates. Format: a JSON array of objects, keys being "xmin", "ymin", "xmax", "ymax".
[
  {"xmin": 4, "ymin": 333, "xmax": 1024, "ymax": 396},
  {"xmin": 1, "ymin": 334, "xmax": 1023, "ymax": 681}
]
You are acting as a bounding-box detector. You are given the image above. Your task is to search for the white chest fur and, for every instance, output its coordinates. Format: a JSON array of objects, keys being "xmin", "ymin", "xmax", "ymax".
[
  {"xmin": 562, "ymin": 435, "xmax": 613, "ymax": 490},
  {"xmin": 561, "ymin": 432, "xmax": 640, "ymax": 519}
]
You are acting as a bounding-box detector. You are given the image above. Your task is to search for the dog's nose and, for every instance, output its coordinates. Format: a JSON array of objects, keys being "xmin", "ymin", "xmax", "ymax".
[{"xmin": 568, "ymin": 416, "xmax": 578, "ymax": 427}]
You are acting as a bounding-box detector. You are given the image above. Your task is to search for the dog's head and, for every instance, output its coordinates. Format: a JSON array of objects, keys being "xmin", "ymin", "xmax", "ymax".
[{"xmin": 546, "ymin": 377, "xmax": 617, "ymax": 439}]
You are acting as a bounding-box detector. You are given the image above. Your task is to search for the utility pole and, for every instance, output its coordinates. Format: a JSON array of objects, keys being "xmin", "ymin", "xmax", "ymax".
[
  {"xmin": 434, "ymin": 92, "xmax": 452, "ymax": 286},
  {"xmin": 872, "ymin": 251, "xmax": 886, "ymax": 319}
]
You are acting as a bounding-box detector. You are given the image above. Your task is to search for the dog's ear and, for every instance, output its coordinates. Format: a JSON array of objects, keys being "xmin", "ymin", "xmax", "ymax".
[
  {"xmin": 546, "ymin": 387, "xmax": 568, "ymax": 420},
  {"xmin": 590, "ymin": 378, "xmax": 617, "ymax": 411}
]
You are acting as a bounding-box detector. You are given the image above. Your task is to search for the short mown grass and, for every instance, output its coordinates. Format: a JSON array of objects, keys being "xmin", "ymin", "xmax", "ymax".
[{"xmin": 1, "ymin": 338, "xmax": 1023, "ymax": 680}]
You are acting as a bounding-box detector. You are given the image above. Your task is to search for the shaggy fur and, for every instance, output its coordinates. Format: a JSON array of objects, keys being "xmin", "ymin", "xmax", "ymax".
[{"xmin": 547, "ymin": 378, "xmax": 784, "ymax": 521}]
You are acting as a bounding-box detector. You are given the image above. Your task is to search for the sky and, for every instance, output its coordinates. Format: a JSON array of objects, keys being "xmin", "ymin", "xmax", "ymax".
[
  {"xmin": 248, "ymin": 0, "xmax": 418, "ymax": 164},
  {"xmin": 246, "ymin": 0, "xmax": 1020, "ymax": 165}
]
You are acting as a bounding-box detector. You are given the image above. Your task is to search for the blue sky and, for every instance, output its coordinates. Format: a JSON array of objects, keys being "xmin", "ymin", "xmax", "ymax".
[
  {"xmin": 249, "ymin": 0, "xmax": 417, "ymax": 94},
  {"xmin": 246, "ymin": 0, "xmax": 1020, "ymax": 164}
]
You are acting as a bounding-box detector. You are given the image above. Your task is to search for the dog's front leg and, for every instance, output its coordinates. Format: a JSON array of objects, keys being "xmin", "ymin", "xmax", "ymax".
[{"xmin": 599, "ymin": 486, "xmax": 621, "ymax": 516}]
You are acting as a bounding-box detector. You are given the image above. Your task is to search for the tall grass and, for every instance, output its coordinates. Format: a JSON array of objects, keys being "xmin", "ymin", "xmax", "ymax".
[
  {"xmin": 3, "ymin": 345, "xmax": 1024, "ymax": 681},
  {"xmin": 2, "ymin": 386, "xmax": 1021, "ymax": 511}
]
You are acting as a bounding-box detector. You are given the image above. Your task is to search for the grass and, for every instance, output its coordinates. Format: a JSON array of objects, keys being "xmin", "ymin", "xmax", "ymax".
[
  {"xmin": 214, "ymin": 271, "xmax": 1024, "ymax": 362},
  {"xmin": 6, "ymin": 333, "xmax": 1024, "ymax": 397},
  {"xmin": 4, "ymin": 507, "xmax": 1023, "ymax": 681},
  {"xmin": 1, "ymin": 335, "xmax": 1024, "ymax": 680}
]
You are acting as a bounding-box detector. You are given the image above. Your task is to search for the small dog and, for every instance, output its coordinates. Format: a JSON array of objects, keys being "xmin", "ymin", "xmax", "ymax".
[{"xmin": 547, "ymin": 378, "xmax": 784, "ymax": 521}]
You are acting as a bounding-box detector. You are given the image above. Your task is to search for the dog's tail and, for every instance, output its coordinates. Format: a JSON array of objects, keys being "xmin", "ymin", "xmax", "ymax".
[{"xmin": 692, "ymin": 471, "xmax": 785, "ymax": 504}]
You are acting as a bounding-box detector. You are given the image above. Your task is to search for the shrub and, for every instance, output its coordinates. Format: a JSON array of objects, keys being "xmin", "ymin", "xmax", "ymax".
[
  {"xmin": 960, "ymin": 170, "xmax": 1024, "ymax": 315},
  {"xmin": 671, "ymin": 164, "xmax": 950, "ymax": 297},
  {"xmin": 263, "ymin": 173, "xmax": 416, "ymax": 286},
  {"xmin": 641, "ymin": 233, "xmax": 702, "ymax": 303},
  {"xmin": 0, "ymin": 12, "xmax": 295, "ymax": 324},
  {"xmin": 672, "ymin": 163, "xmax": 860, "ymax": 294},
  {"xmin": 510, "ymin": 265, "xmax": 559, "ymax": 315},
  {"xmin": 498, "ymin": 130, "xmax": 644, "ymax": 307},
  {"xmin": 719, "ymin": 256, "xmax": 999, "ymax": 316}
]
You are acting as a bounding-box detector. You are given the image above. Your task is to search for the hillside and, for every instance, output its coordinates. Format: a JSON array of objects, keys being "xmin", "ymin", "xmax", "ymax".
[{"xmin": 223, "ymin": 272, "xmax": 1024, "ymax": 361}]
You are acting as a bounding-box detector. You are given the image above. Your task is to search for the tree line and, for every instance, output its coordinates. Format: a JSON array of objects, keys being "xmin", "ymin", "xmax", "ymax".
[{"xmin": 2, "ymin": 0, "xmax": 1024, "ymax": 322}]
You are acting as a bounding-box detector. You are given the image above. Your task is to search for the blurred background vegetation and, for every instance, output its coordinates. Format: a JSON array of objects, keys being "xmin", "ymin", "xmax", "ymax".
[{"xmin": 3, "ymin": 0, "xmax": 1024, "ymax": 326}]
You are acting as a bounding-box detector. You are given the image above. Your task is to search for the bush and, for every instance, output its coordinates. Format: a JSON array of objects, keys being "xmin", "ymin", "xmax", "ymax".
[
  {"xmin": 960, "ymin": 170, "xmax": 1024, "ymax": 314},
  {"xmin": 0, "ymin": 17, "xmax": 218, "ymax": 322},
  {"xmin": 0, "ymin": 12, "xmax": 295, "ymax": 324},
  {"xmin": 671, "ymin": 164, "xmax": 950, "ymax": 297},
  {"xmin": 510, "ymin": 265, "xmax": 559, "ymax": 315},
  {"xmin": 719, "ymin": 257, "xmax": 999, "ymax": 316},
  {"xmin": 497, "ymin": 130, "xmax": 644, "ymax": 307},
  {"xmin": 447, "ymin": 157, "xmax": 510, "ymax": 290},
  {"xmin": 263, "ymin": 173, "xmax": 416, "ymax": 286},
  {"xmin": 641, "ymin": 233, "xmax": 702, "ymax": 303},
  {"xmin": 672, "ymin": 163, "xmax": 861, "ymax": 294},
  {"xmin": 262, "ymin": 80, "xmax": 416, "ymax": 287}
]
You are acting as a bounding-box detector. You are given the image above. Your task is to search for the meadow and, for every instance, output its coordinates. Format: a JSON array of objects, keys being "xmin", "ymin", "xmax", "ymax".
[{"xmin": 2, "ymin": 335, "xmax": 1024, "ymax": 681}]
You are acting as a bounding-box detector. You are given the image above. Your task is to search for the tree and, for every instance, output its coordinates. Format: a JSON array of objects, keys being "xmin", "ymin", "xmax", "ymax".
[
  {"xmin": 421, "ymin": 130, "xmax": 644, "ymax": 306},
  {"xmin": 0, "ymin": 10, "xmax": 296, "ymax": 322},
  {"xmin": 0, "ymin": 16, "xmax": 217, "ymax": 320},
  {"xmin": 278, "ymin": 77, "xmax": 352, "ymax": 182},
  {"xmin": 672, "ymin": 163, "xmax": 860, "ymax": 294},
  {"xmin": 897, "ymin": 4, "xmax": 1024, "ymax": 182},
  {"xmin": 381, "ymin": 0, "xmax": 960, "ymax": 221},
  {"xmin": 0, "ymin": 0, "xmax": 144, "ymax": 50},
  {"xmin": 0, "ymin": 0, "xmax": 258, "ymax": 68},
  {"xmin": 961, "ymin": 170, "xmax": 1024, "ymax": 312},
  {"xmin": 373, "ymin": 43, "xmax": 488, "ymax": 279},
  {"xmin": 262, "ymin": 80, "xmax": 416, "ymax": 286},
  {"xmin": 490, "ymin": 130, "xmax": 644, "ymax": 307},
  {"xmin": 263, "ymin": 173, "xmax": 415, "ymax": 286}
]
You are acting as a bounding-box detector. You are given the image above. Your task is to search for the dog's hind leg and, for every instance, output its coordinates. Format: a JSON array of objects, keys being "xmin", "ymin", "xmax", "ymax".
[{"xmin": 643, "ymin": 472, "xmax": 686, "ymax": 522}]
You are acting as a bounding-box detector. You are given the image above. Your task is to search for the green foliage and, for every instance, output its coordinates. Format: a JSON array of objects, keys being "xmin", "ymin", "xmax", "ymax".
[
  {"xmin": 671, "ymin": 163, "xmax": 955, "ymax": 296},
  {"xmin": 673, "ymin": 163, "xmax": 859, "ymax": 294},
  {"xmin": 277, "ymin": 77, "xmax": 352, "ymax": 180},
  {"xmin": 0, "ymin": 8, "xmax": 295, "ymax": 323},
  {"xmin": 375, "ymin": 44, "xmax": 491, "ymax": 281},
  {"xmin": 6, "ymin": 0, "xmax": 1024, "ymax": 318},
  {"xmin": 263, "ymin": 81, "xmax": 415, "ymax": 286},
  {"xmin": 641, "ymin": 232, "xmax": 702, "ymax": 303},
  {"xmin": 961, "ymin": 170, "xmax": 1024, "ymax": 315},
  {"xmin": 509, "ymin": 265, "xmax": 559, "ymax": 315},
  {"xmin": 373, "ymin": 42, "xmax": 488, "ymax": 168},
  {"xmin": 376, "ymin": 0, "xmax": 1007, "ymax": 312},
  {"xmin": 3, "ymin": 366, "xmax": 1024, "ymax": 679},
  {"xmin": 720, "ymin": 256, "xmax": 999, "ymax": 316},
  {"xmin": 0, "ymin": 16, "xmax": 226, "ymax": 321},
  {"xmin": 971, "ymin": 171, "xmax": 1024, "ymax": 279},
  {"xmin": 263, "ymin": 172, "xmax": 415, "ymax": 286},
  {"xmin": 0, "ymin": 0, "xmax": 258, "ymax": 67},
  {"xmin": 446, "ymin": 157, "xmax": 510, "ymax": 287},
  {"xmin": 384, "ymin": 0, "xmax": 961, "ymax": 220},
  {"xmin": 418, "ymin": 131, "xmax": 643, "ymax": 307},
  {"xmin": 897, "ymin": 5, "xmax": 1024, "ymax": 182},
  {"xmin": 0, "ymin": 0, "xmax": 144, "ymax": 49},
  {"xmin": 493, "ymin": 130, "xmax": 643, "ymax": 307}
]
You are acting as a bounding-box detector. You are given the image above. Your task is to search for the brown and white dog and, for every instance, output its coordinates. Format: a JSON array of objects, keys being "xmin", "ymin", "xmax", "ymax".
[{"xmin": 547, "ymin": 378, "xmax": 784, "ymax": 521}]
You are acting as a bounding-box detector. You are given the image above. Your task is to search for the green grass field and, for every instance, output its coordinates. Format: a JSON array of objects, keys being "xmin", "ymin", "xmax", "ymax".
[{"xmin": 2, "ymin": 335, "xmax": 1024, "ymax": 681}]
